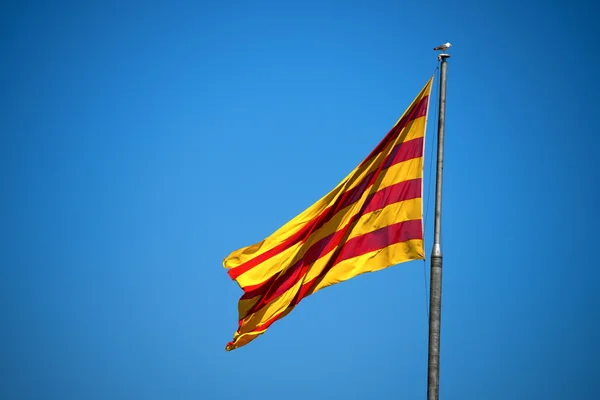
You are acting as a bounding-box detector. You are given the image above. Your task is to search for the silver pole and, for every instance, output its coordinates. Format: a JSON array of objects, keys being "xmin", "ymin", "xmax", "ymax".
[{"xmin": 427, "ymin": 53, "xmax": 449, "ymax": 400}]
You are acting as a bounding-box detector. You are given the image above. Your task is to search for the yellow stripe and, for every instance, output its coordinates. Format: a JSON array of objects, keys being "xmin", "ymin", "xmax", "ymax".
[
  {"xmin": 235, "ymin": 242, "xmax": 304, "ymax": 290},
  {"xmin": 305, "ymin": 239, "xmax": 424, "ymax": 296},
  {"xmin": 343, "ymin": 198, "xmax": 422, "ymax": 241},
  {"xmin": 223, "ymin": 186, "xmax": 342, "ymax": 267}
]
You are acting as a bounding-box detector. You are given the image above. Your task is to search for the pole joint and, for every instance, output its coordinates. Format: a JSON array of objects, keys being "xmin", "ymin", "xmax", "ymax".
[{"xmin": 431, "ymin": 244, "xmax": 443, "ymax": 258}]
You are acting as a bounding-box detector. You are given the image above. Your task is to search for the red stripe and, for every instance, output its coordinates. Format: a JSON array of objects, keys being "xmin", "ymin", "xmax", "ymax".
[
  {"xmin": 235, "ymin": 219, "xmax": 423, "ymax": 335},
  {"xmin": 335, "ymin": 219, "xmax": 422, "ymax": 263},
  {"xmin": 359, "ymin": 95, "xmax": 428, "ymax": 168},
  {"xmin": 228, "ymin": 136, "xmax": 424, "ymax": 281},
  {"xmin": 383, "ymin": 136, "xmax": 424, "ymax": 170},
  {"xmin": 239, "ymin": 178, "xmax": 422, "ymax": 310},
  {"xmin": 362, "ymin": 178, "xmax": 423, "ymax": 214},
  {"xmin": 300, "ymin": 219, "xmax": 423, "ymax": 300}
]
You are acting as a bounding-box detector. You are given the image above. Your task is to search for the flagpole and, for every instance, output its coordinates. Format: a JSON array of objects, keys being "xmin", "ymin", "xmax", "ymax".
[{"xmin": 427, "ymin": 51, "xmax": 449, "ymax": 400}]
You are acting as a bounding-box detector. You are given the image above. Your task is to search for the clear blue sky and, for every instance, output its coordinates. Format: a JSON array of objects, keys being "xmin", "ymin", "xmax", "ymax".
[{"xmin": 2, "ymin": 1, "xmax": 598, "ymax": 399}]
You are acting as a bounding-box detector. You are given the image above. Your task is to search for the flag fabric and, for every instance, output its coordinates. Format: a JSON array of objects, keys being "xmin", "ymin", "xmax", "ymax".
[{"xmin": 224, "ymin": 78, "xmax": 433, "ymax": 351}]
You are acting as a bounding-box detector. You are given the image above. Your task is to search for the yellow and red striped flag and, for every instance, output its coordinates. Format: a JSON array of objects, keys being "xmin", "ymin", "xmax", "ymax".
[{"xmin": 224, "ymin": 77, "xmax": 433, "ymax": 351}]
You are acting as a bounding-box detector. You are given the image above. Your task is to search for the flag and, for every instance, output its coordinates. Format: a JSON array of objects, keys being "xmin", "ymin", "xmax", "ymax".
[{"xmin": 224, "ymin": 78, "xmax": 433, "ymax": 351}]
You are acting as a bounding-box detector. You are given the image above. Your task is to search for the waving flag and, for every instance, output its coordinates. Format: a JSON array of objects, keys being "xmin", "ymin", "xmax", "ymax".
[{"xmin": 224, "ymin": 78, "xmax": 433, "ymax": 351}]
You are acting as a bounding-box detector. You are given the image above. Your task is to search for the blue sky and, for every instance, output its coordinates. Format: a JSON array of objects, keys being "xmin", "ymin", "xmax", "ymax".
[{"xmin": 2, "ymin": 1, "xmax": 599, "ymax": 399}]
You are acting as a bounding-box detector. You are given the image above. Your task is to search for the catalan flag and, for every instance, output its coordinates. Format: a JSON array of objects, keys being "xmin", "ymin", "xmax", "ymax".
[{"xmin": 224, "ymin": 78, "xmax": 433, "ymax": 351}]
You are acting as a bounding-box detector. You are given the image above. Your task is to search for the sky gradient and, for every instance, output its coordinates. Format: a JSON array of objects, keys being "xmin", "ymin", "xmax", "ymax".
[{"xmin": 2, "ymin": 1, "xmax": 599, "ymax": 399}]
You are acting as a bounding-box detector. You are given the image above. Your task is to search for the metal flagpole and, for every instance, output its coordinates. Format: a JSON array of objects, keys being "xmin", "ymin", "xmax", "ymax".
[{"xmin": 427, "ymin": 46, "xmax": 450, "ymax": 400}]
